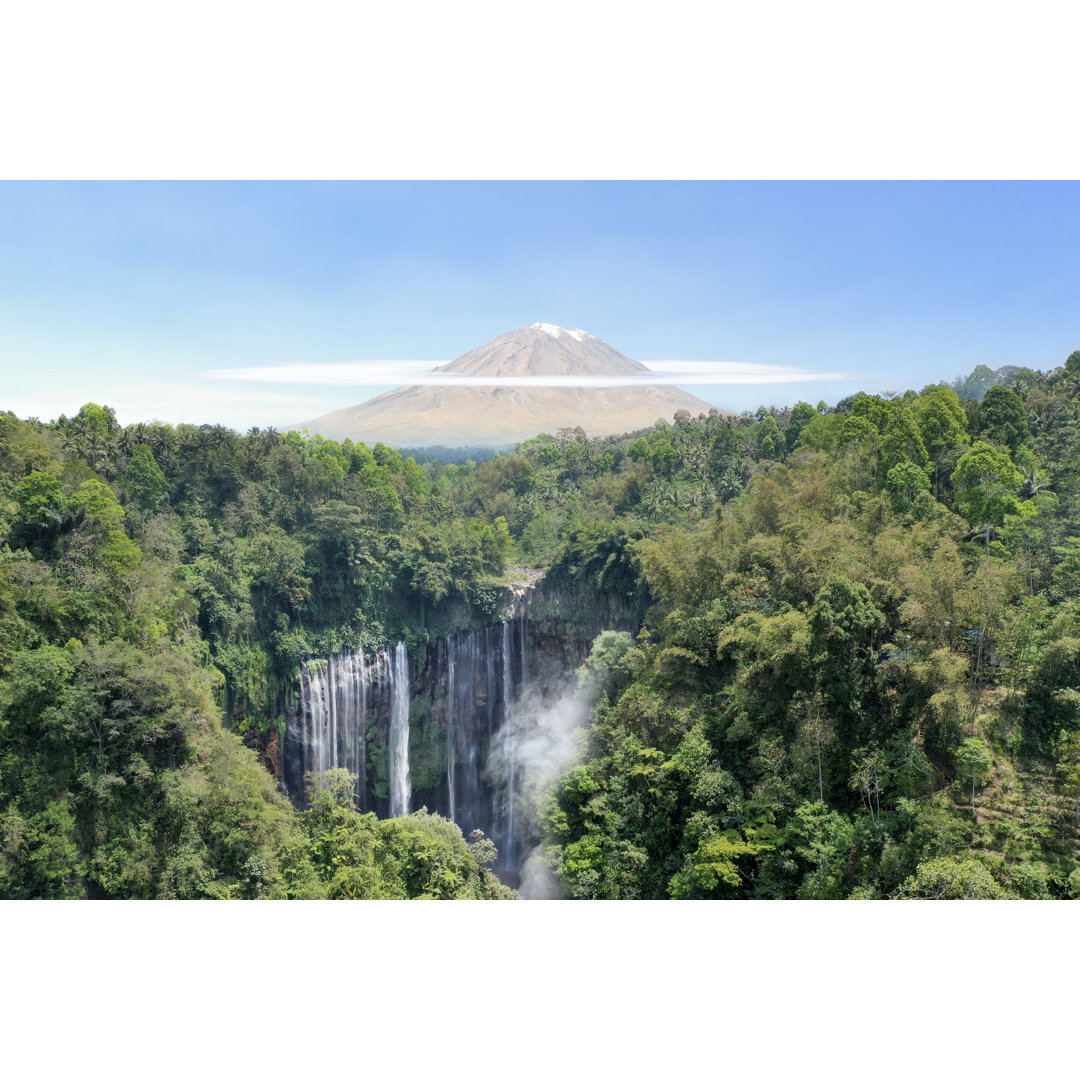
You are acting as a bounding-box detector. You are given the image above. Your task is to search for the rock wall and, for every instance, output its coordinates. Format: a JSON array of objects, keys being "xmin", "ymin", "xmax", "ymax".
[{"xmin": 282, "ymin": 571, "xmax": 642, "ymax": 868}]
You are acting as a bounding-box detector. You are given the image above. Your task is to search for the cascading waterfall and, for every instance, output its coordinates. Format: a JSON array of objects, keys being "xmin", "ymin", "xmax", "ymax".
[
  {"xmin": 502, "ymin": 620, "xmax": 516, "ymax": 868},
  {"xmin": 436, "ymin": 619, "xmax": 525, "ymax": 868},
  {"xmin": 442, "ymin": 626, "xmax": 499, "ymax": 839},
  {"xmin": 288, "ymin": 596, "xmax": 574, "ymax": 877},
  {"xmin": 291, "ymin": 643, "xmax": 409, "ymax": 816},
  {"xmin": 446, "ymin": 647, "xmax": 456, "ymax": 822},
  {"xmin": 389, "ymin": 641, "xmax": 411, "ymax": 817},
  {"xmin": 519, "ymin": 594, "xmax": 528, "ymax": 693},
  {"xmin": 299, "ymin": 647, "xmax": 371, "ymax": 807}
]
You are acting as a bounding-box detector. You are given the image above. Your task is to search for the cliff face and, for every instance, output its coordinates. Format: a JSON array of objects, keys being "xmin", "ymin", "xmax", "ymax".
[
  {"xmin": 404, "ymin": 572, "xmax": 643, "ymax": 868},
  {"xmin": 279, "ymin": 570, "xmax": 643, "ymax": 868}
]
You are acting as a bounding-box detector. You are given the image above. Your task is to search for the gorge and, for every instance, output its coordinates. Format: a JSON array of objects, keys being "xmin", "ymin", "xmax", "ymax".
[{"xmin": 281, "ymin": 579, "xmax": 632, "ymax": 887}]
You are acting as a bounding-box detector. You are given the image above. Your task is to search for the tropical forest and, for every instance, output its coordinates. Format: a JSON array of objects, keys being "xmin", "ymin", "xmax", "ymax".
[{"xmin": 5, "ymin": 356, "xmax": 1080, "ymax": 900}]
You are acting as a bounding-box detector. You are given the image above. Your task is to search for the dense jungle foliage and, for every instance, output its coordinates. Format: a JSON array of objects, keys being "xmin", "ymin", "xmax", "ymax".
[
  {"xmin": 3, "ymin": 350, "xmax": 1080, "ymax": 897},
  {"xmin": 0, "ymin": 407, "xmax": 513, "ymax": 898}
]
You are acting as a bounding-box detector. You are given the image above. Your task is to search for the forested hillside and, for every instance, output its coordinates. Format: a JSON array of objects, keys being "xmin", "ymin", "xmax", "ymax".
[
  {"xmin": 0, "ymin": 411, "xmax": 511, "ymax": 898},
  {"xmin": 3, "ymin": 352, "xmax": 1080, "ymax": 898}
]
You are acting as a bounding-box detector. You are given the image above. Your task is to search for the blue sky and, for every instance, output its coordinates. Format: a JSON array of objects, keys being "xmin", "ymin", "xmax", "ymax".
[{"xmin": 2, "ymin": 181, "xmax": 1078, "ymax": 430}]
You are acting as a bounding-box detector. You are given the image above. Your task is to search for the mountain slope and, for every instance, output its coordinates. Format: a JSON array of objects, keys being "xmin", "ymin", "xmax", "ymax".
[{"xmin": 296, "ymin": 324, "xmax": 726, "ymax": 447}]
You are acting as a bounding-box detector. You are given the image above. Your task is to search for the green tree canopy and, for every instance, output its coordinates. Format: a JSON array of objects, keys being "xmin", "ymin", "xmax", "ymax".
[
  {"xmin": 979, "ymin": 384, "xmax": 1030, "ymax": 451},
  {"xmin": 951, "ymin": 441, "xmax": 1025, "ymax": 552}
]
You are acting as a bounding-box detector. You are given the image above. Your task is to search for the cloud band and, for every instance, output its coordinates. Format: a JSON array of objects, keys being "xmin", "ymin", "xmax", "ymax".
[{"xmin": 201, "ymin": 358, "xmax": 851, "ymax": 387}]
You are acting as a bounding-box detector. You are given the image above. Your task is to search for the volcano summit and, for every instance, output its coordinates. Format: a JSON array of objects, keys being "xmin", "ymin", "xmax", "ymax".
[{"xmin": 296, "ymin": 324, "xmax": 726, "ymax": 448}]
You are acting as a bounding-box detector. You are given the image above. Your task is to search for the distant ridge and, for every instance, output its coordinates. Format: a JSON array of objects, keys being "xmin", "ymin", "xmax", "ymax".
[{"xmin": 296, "ymin": 323, "xmax": 728, "ymax": 447}]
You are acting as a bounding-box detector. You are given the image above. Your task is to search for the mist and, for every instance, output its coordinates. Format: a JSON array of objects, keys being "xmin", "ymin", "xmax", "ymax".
[{"xmin": 485, "ymin": 680, "xmax": 591, "ymax": 900}]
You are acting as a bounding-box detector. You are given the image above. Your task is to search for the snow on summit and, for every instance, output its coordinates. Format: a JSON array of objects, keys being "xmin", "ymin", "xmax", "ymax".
[
  {"xmin": 530, "ymin": 323, "xmax": 592, "ymax": 342},
  {"xmin": 436, "ymin": 324, "xmax": 646, "ymax": 378}
]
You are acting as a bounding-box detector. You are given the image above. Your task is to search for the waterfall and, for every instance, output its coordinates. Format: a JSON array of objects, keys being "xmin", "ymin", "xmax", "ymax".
[
  {"xmin": 299, "ymin": 648, "xmax": 370, "ymax": 807},
  {"xmin": 439, "ymin": 620, "xmax": 521, "ymax": 866},
  {"xmin": 485, "ymin": 638, "xmax": 496, "ymax": 744},
  {"xmin": 285, "ymin": 594, "xmax": 580, "ymax": 878},
  {"xmin": 389, "ymin": 641, "xmax": 411, "ymax": 817},
  {"xmin": 519, "ymin": 593, "xmax": 528, "ymax": 692},
  {"xmin": 446, "ymin": 644, "xmax": 456, "ymax": 822},
  {"xmin": 293, "ymin": 643, "xmax": 414, "ymax": 816},
  {"xmin": 502, "ymin": 620, "xmax": 516, "ymax": 868},
  {"xmin": 442, "ymin": 627, "xmax": 495, "ymax": 838},
  {"xmin": 355, "ymin": 649, "xmax": 367, "ymax": 806}
]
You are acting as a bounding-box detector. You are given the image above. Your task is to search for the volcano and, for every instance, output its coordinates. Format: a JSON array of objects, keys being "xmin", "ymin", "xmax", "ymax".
[{"xmin": 296, "ymin": 323, "xmax": 726, "ymax": 447}]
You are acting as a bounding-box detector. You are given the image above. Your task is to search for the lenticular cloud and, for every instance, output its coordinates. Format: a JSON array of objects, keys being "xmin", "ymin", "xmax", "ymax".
[
  {"xmin": 203, "ymin": 357, "xmax": 847, "ymax": 388},
  {"xmin": 202, "ymin": 322, "xmax": 849, "ymax": 389}
]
